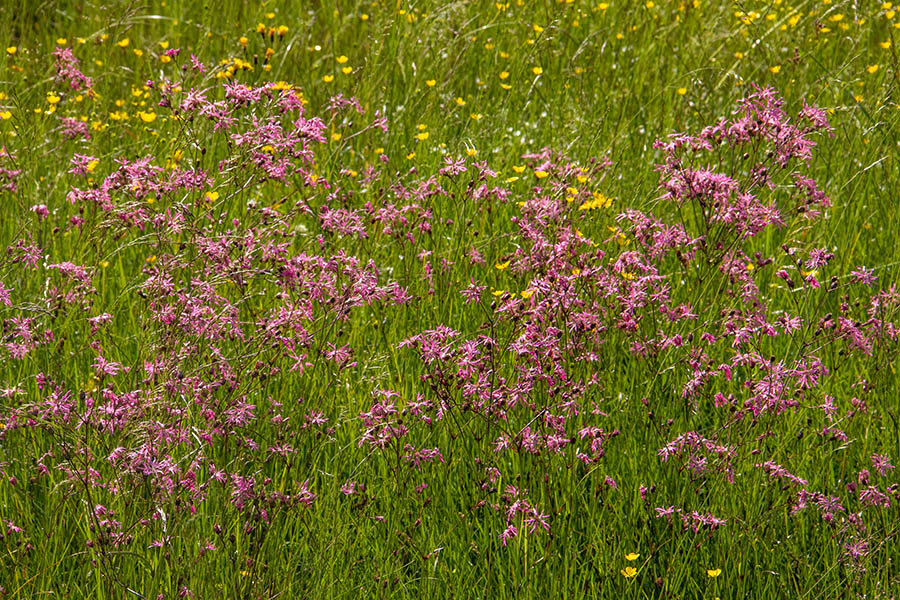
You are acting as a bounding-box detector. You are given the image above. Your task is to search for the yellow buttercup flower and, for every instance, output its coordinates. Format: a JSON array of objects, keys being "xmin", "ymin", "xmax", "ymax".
[
  {"xmin": 625, "ymin": 552, "xmax": 639, "ymax": 561},
  {"xmin": 621, "ymin": 566, "xmax": 637, "ymax": 578},
  {"xmin": 117, "ymin": 38, "xmax": 130, "ymax": 48},
  {"xmin": 707, "ymin": 568, "xmax": 721, "ymax": 578}
]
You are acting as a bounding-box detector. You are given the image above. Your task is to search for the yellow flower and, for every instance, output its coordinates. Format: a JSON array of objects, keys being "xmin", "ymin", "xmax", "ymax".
[
  {"xmin": 137, "ymin": 111, "xmax": 156, "ymax": 123},
  {"xmin": 533, "ymin": 24, "xmax": 544, "ymax": 33},
  {"xmin": 495, "ymin": 260, "xmax": 511, "ymax": 271},
  {"xmin": 677, "ymin": 87, "xmax": 687, "ymax": 95},
  {"xmin": 0, "ymin": 111, "xmax": 11, "ymax": 120},
  {"xmin": 206, "ymin": 191, "xmax": 220, "ymax": 202},
  {"xmin": 499, "ymin": 71, "xmax": 510, "ymax": 80},
  {"xmin": 133, "ymin": 49, "xmax": 144, "ymax": 57},
  {"xmin": 769, "ymin": 65, "xmax": 781, "ymax": 74},
  {"xmin": 47, "ymin": 94, "xmax": 61, "ymax": 105},
  {"xmin": 512, "ymin": 165, "xmax": 526, "ymax": 173},
  {"xmin": 336, "ymin": 55, "xmax": 349, "ymax": 64},
  {"xmin": 117, "ymin": 38, "xmax": 130, "ymax": 48},
  {"xmin": 621, "ymin": 566, "xmax": 637, "ymax": 578},
  {"xmin": 331, "ymin": 132, "xmax": 342, "ymax": 141},
  {"xmin": 707, "ymin": 568, "xmax": 721, "ymax": 578},
  {"xmin": 535, "ymin": 170, "xmax": 549, "ymax": 179},
  {"xmin": 520, "ymin": 289, "xmax": 534, "ymax": 299},
  {"xmin": 466, "ymin": 147, "xmax": 478, "ymax": 157},
  {"xmin": 323, "ymin": 74, "xmax": 334, "ymax": 82},
  {"xmin": 625, "ymin": 552, "xmax": 639, "ymax": 561},
  {"xmin": 867, "ymin": 64, "xmax": 879, "ymax": 74},
  {"xmin": 161, "ymin": 55, "xmax": 172, "ymax": 64},
  {"xmin": 406, "ymin": 151, "xmax": 416, "ymax": 160},
  {"xmin": 426, "ymin": 79, "xmax": 436, "ymax": 87},
  {"xmin": 6, "ymin": 46, "xmax": 17, "ymax": 55},
  {"xmin": 455, "ymin": 97, "xmax": 467, "ymax": 106},
  {"xmin": 56, "ymin": 38, "xmax": 68, "ymax": 45},
  {"xmin": 470, "ymin": 113, "xmax": 483, "ymax": 120},
  {"xmin": 341, "ymin": 66, "xmax": 353, "ymax": 74},
  {"xmin": 159, "ymin": 41, "xmax": 169, "ymax": 49},
  {"xmin": 416, "ymin": 131, "xmax": 429, "ymax": 141},
  {"xmin": 532, "ymin": 66, "xmax": 543, "ymax": 75}
]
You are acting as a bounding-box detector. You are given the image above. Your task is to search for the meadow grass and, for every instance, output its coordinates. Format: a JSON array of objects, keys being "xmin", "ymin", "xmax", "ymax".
[{"xmin": 1, "ymin": 1, "xmax": 900, "ymax": 598}]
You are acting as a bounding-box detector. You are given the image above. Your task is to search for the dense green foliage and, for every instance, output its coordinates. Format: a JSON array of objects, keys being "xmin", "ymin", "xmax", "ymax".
[{"xmin": 1, "ymin": 1, "xmax": 899, "ymax": 598}]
